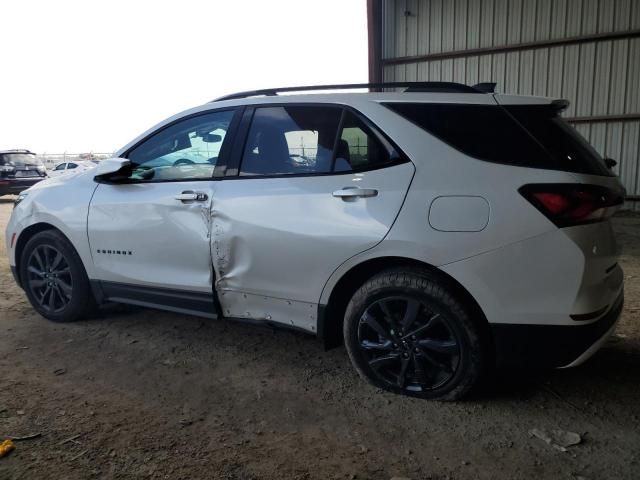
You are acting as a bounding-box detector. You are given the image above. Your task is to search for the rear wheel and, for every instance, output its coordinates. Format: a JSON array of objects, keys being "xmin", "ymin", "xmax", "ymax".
[
  {"xmin": 20, "ymin": 230, "xmax": 95, "ymax": 322},
  {"xmin": 343, "ymin": 268, "xmax": 485, "ymax": 400}
]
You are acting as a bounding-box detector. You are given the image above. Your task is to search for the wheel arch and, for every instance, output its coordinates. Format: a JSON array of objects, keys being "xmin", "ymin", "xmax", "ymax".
[
  {"xmin": 318, "ymin": 256, "xmax": 493, "ymax": 354},
  {"xmin": 15, "ymin": 223, "xmax": 72, "ymax": 288}
]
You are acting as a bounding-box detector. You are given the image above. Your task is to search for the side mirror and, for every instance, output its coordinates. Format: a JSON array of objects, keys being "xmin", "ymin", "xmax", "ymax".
[
  {"xmin": 94, "ymin": 157, "xmax": 131, "ymax": 183},
  {"xmin": 604, "ymin": 157, "xmax": 617, "ymax": 169}
]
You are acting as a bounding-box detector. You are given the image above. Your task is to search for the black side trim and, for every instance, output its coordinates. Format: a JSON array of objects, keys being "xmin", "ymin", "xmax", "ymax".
[
  {"xmin": 94, "ymin": 281, "xmax": 313, "ymax": 336},
  {"xmin": 491, "ymin": 291, "xmax": 623, "ymax": 369},
  {"xmin": 10, "ymin": 265, "xmax": 21, "ymax": 289},
  {"xmin": 570, "ymin": 304, "xmax": 610, "ymax": 322},
  {"xmin": 225, "ymin": 316, "xmax": 312, "ymax": 336},
  {"xmin": 99, "ymin": 281, "xmax": 216, "ymax": 319},
  {"xmin": 317, "ymin": 303, "xmax": 342, "ymax": 350},
  {"xmin": 90, "ymin": 280, "xmax": 105, "ymax": 304},
  {"xmin": 605, "ymin": 262, "xmax": 618, "ymax": 274}
]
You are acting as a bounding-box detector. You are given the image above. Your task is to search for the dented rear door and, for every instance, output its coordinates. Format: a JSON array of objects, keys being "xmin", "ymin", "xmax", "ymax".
[{"xmin": 211, "ymin": 104, "xmax": 415, "ymax": 332}]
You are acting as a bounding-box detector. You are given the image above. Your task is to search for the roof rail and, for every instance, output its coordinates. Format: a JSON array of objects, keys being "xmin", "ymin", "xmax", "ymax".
[
  {"xmin": 212, "ymin": 81, "xmax": 484, "ymax": 102},
  {"xmin": 0, "ymin": 149, "xmax": 33, "ymax": 154}
]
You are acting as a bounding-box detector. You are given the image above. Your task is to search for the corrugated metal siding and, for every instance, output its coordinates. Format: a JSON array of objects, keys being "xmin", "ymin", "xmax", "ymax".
[{"xmin": 380, "ymin": 0, "xmax": 640, "ymax": 208}]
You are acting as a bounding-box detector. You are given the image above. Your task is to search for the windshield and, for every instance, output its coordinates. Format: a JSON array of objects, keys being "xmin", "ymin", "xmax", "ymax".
[{"xmin": 0, "ymin": 153, "xmax": 44, "ymax": 167}]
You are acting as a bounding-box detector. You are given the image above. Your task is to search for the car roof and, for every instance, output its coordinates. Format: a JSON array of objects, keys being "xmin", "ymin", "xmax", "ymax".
[{"xmin": 115, "ymin": 82, "xmax": 560, "ymax": 157}]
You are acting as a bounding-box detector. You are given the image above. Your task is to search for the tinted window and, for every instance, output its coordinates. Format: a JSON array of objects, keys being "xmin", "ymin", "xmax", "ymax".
[
  {"xmin": 67, "ymin": 163, "xmax": 78, "ymax": 169},
  {"xmin": 385, "ymin": 102, "xmax": 614, "ymax": 176},
  {"xmin": 240, "ymin": 106, "xmax": 341, "ymax": 176},
  {"xmin": 54, "ymin": 163, "xmax": 66, "ymax": 171},
  {"xmin": 127, "ymin": 110, "xmax": 234, "ymax": 182},
  {"xmin": 334, "ymin": 111, "xmax": 397, "ymax": 172},
  {"xmin": 385, "ymin": 103, "xmax": 551, "ymax": 167},
  {"xmin": 0, "ymin": 153, "xmax": 43, "ymax": 167},
  {"xmin": 505, "ymin": 105, "xmax": 613, "ymax": 176}
]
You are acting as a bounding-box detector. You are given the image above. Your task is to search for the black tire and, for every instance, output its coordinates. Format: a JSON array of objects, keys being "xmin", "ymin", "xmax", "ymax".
[
  {"xmin": 19, "ymin": 229, "xmax": 95, "ymax": 322},
  {"xmin": 343, "ymin": 268, "xmax": 485, "ymax": 401}
]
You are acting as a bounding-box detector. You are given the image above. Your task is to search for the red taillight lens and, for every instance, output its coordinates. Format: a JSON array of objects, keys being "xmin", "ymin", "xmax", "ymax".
[{"xmin": 519, "ymin": 184, "xmax": 624, "ymax": 227}]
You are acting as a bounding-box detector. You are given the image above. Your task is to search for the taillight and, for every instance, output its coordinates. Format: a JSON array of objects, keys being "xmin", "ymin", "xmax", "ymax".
[{"xmin": 519, "ymin": 184, "xmax": 624, "ymax": 227}]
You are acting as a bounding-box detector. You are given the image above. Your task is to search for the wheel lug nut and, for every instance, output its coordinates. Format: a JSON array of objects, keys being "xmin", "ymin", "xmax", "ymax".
[
  {"xmin": 411, "ymin": 335, "xmax": 416, "ymax": 340},
  {"xmin": 414, "ymin": 348, "xmax": 419, "ymax": 353}
]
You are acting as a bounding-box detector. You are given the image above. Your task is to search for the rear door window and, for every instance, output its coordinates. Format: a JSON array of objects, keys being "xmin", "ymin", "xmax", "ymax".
[
  {"xmin": 239, "ymin": 106, "xmax": 341, "ymax": 176},
  {"xmin": 384, "ymin": 102, "xmax": 614, "ymax": 176},
  {"xmin": 238, "ymin": 106, "xmax": 405, "ymax": 177}
]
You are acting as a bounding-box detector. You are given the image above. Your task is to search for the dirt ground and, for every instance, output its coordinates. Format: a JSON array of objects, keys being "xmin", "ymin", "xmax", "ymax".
[{"xmin": 0, "ymin": 199, "xmax": 639, "ymax": 480}]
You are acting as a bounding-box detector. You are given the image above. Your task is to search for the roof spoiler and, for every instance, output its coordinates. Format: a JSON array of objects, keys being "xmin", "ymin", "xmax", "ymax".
[
  {"xmin": 472, "ymin": 82, "xmax": 497, "ymax": 93},
  {"xmin": 551, "ymin": 99, "xmax": 570, "ymax": 112}
]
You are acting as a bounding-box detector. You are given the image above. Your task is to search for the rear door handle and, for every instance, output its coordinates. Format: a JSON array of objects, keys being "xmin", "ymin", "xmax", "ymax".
[
  {"xmin": 332, "ymin": 187, "xmax": 378, "ymax": 199},
  {"xmin": 175, "ymin": 191, "xmax": 208, "ymax": 202}
]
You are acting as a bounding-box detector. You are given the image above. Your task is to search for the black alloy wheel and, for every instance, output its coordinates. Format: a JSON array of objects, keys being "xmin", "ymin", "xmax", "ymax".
[
  {"xmin": 358, "ymin": 296, "xmax": 460, "ymax": 392},
  {"xmin": 343, "ymin": 269, "xmax": 485, "ymax": 400},
  {"xmin": 26, "ymin": 244, "xmax": 74, "ymax": 313},
  {"xmin": 20, "ymin": 229, "xmax": 95, "ymax": 322}
]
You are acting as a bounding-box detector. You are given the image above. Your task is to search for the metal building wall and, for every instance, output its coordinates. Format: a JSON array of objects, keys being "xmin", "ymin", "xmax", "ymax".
[{"xmin": 377, "ymin": 0, "xmax": 640, "ymax": 208}]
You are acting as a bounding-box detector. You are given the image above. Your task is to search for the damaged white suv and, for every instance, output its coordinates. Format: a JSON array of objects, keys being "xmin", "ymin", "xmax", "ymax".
[{"xmin": 5, "ymin": 82, "xmax": 625, "ymax": 400}]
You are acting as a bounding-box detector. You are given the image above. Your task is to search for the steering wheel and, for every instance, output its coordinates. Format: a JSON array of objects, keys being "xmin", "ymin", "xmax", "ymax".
[{"xmin": 173, "ymin": 158, "xmax": 195, "ymax": 167}]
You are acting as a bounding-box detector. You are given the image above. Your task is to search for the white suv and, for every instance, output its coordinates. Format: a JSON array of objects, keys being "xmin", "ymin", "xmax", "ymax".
[{"xmin": 5, "ymin": 82, "xmax": 625, "ymax": 400}]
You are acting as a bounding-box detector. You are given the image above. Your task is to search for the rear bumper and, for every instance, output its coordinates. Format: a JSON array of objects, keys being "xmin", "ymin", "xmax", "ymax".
[{"xmin": 491, "ymin": 290, "xmax": 623, "ymax": 369}]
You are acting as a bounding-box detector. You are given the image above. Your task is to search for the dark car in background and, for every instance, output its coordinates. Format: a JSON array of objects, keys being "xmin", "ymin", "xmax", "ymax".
[{"xmin": 0, "ymin": 150, "xmax": 48, "ymax": 197}]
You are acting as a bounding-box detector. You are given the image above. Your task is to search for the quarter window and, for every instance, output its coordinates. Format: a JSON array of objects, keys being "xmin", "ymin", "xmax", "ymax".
[
  {"xmin": 334, "ymin": 111, "xmax": 398, "ymax": 172},
  {"xmin": 240, "ymin": 106, "xmax": 341, "ymax": 176},
  {"xmin": 384, "ymin": 102, "xmax": 612, "ymax": 176},
  {"xmin": 126, "ymin": 110, "xmax": 235, "ymax": 182},
  {"xmin": 384, "ymin": 103, "xmax": 548, "ymax": 167}
]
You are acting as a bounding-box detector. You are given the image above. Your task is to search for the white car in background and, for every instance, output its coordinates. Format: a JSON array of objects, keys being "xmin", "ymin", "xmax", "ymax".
[
  {"xmin": 4, "ymin": 82, "xmax": 626, "ymax": 400},
  {"xmin": 48, "ymin": 160, "xmax": 96, "ymax": 177}
]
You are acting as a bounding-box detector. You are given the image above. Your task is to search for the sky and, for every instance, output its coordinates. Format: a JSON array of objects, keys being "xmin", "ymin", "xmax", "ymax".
[{"xmin": 0, "ymin": 0, "xmax": 368, "ymax": 154}]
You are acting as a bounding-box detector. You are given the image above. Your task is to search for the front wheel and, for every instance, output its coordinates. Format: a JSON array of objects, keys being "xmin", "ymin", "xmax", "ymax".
[
  {"xmin": 20, "ymin": 230, "xmax": 95, "ymax": 322},
  {"xmin": 343, "ymin": 269, "xmax": 485, "ymax": 400}
]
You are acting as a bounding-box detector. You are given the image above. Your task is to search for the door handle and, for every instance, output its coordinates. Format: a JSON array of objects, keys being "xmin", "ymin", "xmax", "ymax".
[
  {"xmin": 175, "ymin": 191, "xmax": 208, "ymax": 202},
  {"xmin": 332, "ymin": 187, "xmax": 378, "ymax": 199}
]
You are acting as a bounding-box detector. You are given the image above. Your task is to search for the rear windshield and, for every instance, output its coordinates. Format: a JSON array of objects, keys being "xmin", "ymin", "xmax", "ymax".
[
  {"xmin": 0, "ymin": 153, "xmax": 44, "ymax": 167},
  {"xmin": 384, "ymin": 103, "xmax": 614, "ymax": 176},
  {"xmin": 505, "ymin": 104, "xmax": 612, "ymax": 176}
]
